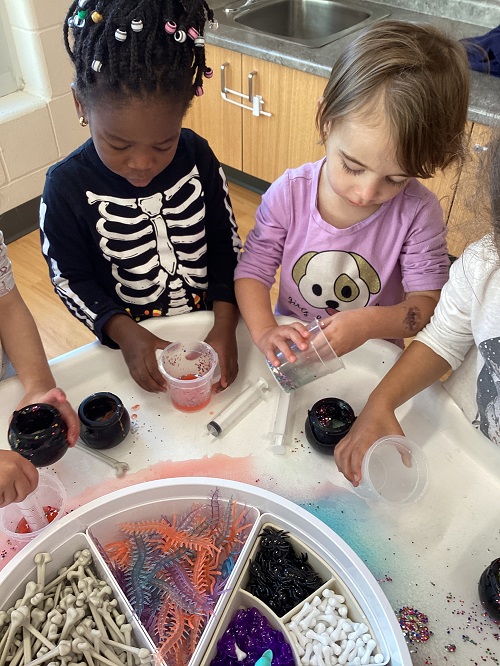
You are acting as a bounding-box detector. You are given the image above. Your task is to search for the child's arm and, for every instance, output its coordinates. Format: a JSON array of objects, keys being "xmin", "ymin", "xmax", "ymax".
[
  {"xmin": 0, "ymin": 451, "xmax": 39, "ymax": 507},
  {"xmin": 320, "ymin": 288, "xmax": 440, "ymax": 356},
  {"xmin": 0, "ymin": 286, "xmax": 80, "ymax": 445},
  {"xmin": 334, "ymin": 340, "xmax": 451, "ymax": 484},
  {"xmin": 235, "ymin": 278, "xmax": 312, "ymax": 365},
  {"xmin": 195, "ymin": 134, "xmax": 242, "ymax": 390},
  {"xmin": 335, "ymin": 243, "xmax": 481, "ymax": 485},
  {"xmin": 204, "ymin": 301, "xmax": 239, "ymax": 391}
]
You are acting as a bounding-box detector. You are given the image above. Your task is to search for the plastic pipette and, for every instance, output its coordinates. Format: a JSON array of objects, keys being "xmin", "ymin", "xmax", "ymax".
[
  {"xmin": 268, "ymin": 389, "xmax": 291, "ymax": 454},
  {"xmin": 207, "ymin": 377, "xmax": 269, "ymax": 437}
]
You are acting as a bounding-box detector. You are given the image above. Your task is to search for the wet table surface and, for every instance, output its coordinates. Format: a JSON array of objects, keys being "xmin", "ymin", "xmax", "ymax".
[{"xmin": 1, "ymin": 311, "xmax": 499, "ymax": 666}]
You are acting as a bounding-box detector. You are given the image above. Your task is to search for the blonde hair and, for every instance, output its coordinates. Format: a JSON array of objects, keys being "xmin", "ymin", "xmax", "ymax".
[{"xmin": 317, "ymin": 20, "xmax": 470, "ymax": 179}]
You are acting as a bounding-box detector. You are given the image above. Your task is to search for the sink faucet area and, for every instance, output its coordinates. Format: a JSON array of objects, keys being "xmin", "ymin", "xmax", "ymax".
[{"xmin": 213, "ymin": 0, "xmax": 391, "ymax": 48}]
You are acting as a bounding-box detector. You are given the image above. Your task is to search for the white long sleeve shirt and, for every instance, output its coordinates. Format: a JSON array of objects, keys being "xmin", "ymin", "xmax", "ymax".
[{"xmin": 416, "ymin": 234, "xmax": 500, "ymax": 444}]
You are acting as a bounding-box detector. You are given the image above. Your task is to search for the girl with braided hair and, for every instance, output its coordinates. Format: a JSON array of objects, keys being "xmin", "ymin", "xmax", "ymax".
[{"xmin": 40, "ymin": 0, "xmax": 241, "ymax": 393}]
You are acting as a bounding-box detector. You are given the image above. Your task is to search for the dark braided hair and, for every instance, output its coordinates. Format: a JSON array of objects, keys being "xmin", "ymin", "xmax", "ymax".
[{"xmin": 64, "ymin": 0, "xmax": 215, "ymax": 111}]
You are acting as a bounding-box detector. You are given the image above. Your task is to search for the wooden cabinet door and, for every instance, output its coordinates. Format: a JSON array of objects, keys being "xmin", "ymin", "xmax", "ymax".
[
  {"xmin": 241, "ymin": 57, "xmax": 327, "ymax": 183},
  {"xmin": 446, "ymin": 123, "xmax": 493, "ymax": 258},
  {"xmin": 183, "ymin": 45, "xmax": 243, "ymax": 171}
]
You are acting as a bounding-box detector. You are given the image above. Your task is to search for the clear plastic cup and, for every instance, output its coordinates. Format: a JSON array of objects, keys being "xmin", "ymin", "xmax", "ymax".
[
  {"xmin": 267, "ymin": 321, "xmax": 344, "ymax": 392},
  {"xmin": 158, "ymin": 340, "xmax": 218, "ymax": 412},
  {"xmin": 0, "ymin": 470, "xmax": 67, "ymax": 543},
  {"xmin": 354, "ymin": 435, "xmax": 429, "ymax": 505}
]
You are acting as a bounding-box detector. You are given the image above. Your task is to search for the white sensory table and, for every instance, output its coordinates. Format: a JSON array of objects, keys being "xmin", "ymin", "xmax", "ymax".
[{"xmin": 1, "ymin": 311, "xmax": 500, "ymax": 666}]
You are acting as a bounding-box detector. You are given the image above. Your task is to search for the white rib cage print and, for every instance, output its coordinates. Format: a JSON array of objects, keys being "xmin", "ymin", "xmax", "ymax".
[{"xmin": 87, "ymin": 167, "xmax": 208, "ymax": 313}]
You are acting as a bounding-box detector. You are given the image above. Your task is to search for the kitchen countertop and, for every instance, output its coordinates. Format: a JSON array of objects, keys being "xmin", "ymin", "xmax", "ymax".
[{"xmin": 205, "ymin": 0, "xmax": 500, "ymax": 125}]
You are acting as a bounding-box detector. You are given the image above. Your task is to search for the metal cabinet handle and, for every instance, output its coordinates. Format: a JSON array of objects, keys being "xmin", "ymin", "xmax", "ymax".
[
  {"xmin": 248, "ymin": 70, "xmax": 257, "ymax": 102},
  {"xmin": 220, "ymin": 62, "xmax": 229, "ymax": 95},
  {"xmin": 219, "ymin": 64, "xmax": 271, "ymax": 117}
]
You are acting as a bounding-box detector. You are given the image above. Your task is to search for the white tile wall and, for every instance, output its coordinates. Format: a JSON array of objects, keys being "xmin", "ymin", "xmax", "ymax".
[{"xmin": 0, "ymin": 0, "xmax": 82, "ymax": 215}]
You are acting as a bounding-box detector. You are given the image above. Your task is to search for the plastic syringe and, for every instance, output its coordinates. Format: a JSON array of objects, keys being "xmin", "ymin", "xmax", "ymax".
[
  {"xmin": 207, "ymin": 377, "xmax": 269, "ymax": 437},
  {"xmin": 268, "ymin": 389, "xmax": 291, "ymax": 455}
]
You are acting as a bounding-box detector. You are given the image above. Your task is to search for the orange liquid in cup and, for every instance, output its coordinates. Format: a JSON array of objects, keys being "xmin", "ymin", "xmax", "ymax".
[
  {"xmin": 170, "ymin": 373, "xmax": 211, "ymax": 412},
  {"xmin": 15, "ymin": 505, "xmax": 59, "ymax": 534},
  {"xmin": 171, "ymin": 396, "xmax": 211, "ymax": 412}
]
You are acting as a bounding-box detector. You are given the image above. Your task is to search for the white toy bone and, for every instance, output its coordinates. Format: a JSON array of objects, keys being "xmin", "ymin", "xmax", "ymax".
[
  {"xmin": 34, "ymin": 555, "xmax": 53, "ymax": 589},
  {"xmin": 0, "ymin": 550, "xmax": 152, "ymax": 666}
]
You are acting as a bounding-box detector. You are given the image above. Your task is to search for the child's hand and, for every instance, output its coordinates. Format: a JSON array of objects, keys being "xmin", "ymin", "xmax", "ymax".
[
  {"xmin": 257, "ymin": 322, "xmax": 311, "ymax": 366},
  {"xmin": 120, "ymin": 326, "xmax": 170, "ymax": 393},
  {"xmin": 205, "ymin": 326, "xmax": 238, "ymax": 392},
  {"xmin": 334, "ymin": 400, "xmax": 404, "ymax": 485},
  {"xmin": 0, "ymin": 451, "xmax": 39, "ymax": 507},
  {"xmin": 16, "ymin": 387, "xmax": 80, "ymax": 446},
  {"xmin": 320, "ymin": 310, "xmax": 371, "ymax": 357}
]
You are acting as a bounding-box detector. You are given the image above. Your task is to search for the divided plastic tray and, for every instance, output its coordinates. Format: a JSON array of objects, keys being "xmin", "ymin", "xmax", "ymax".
[{"xmin": 0, "ymin": 495, "xmax": 390, "ymax": 666}]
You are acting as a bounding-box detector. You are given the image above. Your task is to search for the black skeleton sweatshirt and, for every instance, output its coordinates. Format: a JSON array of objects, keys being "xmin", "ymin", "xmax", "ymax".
[{"xmin": 40, "ymin": 130, "xmax": 241, "ymax": 347}]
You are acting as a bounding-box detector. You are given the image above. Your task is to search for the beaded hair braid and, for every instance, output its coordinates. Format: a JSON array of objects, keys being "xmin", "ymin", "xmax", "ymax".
[{"xmin": 64, "ymin": 0, "xmax": 216, "ymax": 108}]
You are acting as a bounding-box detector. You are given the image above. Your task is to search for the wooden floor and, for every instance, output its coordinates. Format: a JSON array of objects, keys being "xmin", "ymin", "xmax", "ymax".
[{"xmin": 7, "ymin": 183, "xmax": 268, "ymax": 360}]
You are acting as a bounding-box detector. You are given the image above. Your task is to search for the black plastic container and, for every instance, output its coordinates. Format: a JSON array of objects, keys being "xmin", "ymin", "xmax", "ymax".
[
  {"xmin": 305, "ymin": 397, "xmax": 356, "ymax": 454},
  {"xmin": 478, "ymin": 557, "xmax": 500, "ymax": 623},
  {"xmin": 8, "ymin": 403, "xmax": 69, "ymax": 466},
  {"xmin": 78, "ymin": 392, "xmax": 130, "ymax": 449}
]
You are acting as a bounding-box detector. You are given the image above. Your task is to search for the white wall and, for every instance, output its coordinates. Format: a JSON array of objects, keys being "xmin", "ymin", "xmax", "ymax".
[{"xmin": 0, "ymin": 0, "xmax": 89, "ymax": 215}]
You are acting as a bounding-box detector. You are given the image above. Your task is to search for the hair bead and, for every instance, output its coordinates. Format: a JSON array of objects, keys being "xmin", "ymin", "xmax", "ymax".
[
  {"xmin": 73, "ymin": 12, "xmax": 87, "ymax": 28},
  {"xmin": 208, "ymin": 18, "xmax": 219, "ymax": 29},
  {"xmin": 64, "ymin": 0, "xmax": 213, "ymax": 109},
  {"xmin": 174, "ymin": 29, "xmax": 187, "ymax": 43},
  {"xmin": 115, "ymin": 27, "xmax": 127, "ymax": 42}
]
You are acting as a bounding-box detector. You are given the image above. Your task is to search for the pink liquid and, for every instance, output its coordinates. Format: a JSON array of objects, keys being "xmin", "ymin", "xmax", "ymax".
[{"xmin": 170, "ymin": 373, "xmax": 211, "ymax": 412}]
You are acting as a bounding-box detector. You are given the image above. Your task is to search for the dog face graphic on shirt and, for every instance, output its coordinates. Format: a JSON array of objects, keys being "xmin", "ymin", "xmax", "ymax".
[{"xmin": 292, "ymin": 250, "xmax": 381, "ymax": 315}]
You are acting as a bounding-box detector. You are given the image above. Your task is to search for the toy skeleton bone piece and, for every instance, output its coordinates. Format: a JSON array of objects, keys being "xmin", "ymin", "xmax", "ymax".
[{"xmin": 0, "ymin": 550, "xmax": 153, "ymax": 666}]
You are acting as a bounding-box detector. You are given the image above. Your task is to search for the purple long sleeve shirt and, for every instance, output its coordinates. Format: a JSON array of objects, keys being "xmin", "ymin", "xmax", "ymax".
[{"xmin": 235, "ymin": 159, "xmax": 450, "ymax": 323}]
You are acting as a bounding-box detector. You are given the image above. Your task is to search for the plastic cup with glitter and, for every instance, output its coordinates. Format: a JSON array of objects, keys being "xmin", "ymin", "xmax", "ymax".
[
  {"xmin": 158, "ymin": 340, "xmax": 218, "ymax": 412},
  {"xmin": 267, "ymin": 321, "xmax": 344, "ymax": 393}
]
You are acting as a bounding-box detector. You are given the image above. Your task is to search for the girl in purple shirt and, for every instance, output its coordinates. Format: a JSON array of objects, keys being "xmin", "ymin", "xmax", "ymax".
[{"xmin": 235, "ymin": 21, "xmax": 470, "ymax": 365}]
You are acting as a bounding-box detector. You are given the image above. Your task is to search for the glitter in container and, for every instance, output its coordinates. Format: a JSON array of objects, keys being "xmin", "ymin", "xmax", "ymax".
[
  {"xmin": 267, "ymin": 321, "xmax": 344, "ymax": 393},
  {"xmin": 304, "ymin": 397, "xmax": 356, "ymax": 453}
]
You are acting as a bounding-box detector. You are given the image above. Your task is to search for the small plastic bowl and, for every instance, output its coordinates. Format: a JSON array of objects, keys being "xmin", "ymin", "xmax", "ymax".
[
  {"xmin": 78, "ymin": 392, "xmax": 130, "ymax": 450},
  {"xmin": 354, "ymin": 435, "xmax": 429, "ymax": 505},
  {"xmin": 0, "ymin": 470, "xmax": 67, "ymax": 543},
  {"xmin": 8, "ymin": 403, "xmax": 69, "ymax": 466}
]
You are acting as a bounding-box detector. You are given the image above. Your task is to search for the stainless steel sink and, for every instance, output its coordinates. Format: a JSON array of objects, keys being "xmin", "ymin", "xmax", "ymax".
[{"xmin": 214, "ymin": 0, "xmax": 390, "ymax": 48}]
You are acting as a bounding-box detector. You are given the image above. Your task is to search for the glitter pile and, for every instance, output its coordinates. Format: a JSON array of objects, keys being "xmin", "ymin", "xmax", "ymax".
[{"xmin": 397, "ymin": 606, "xmax": 431, "ymax": 644}]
